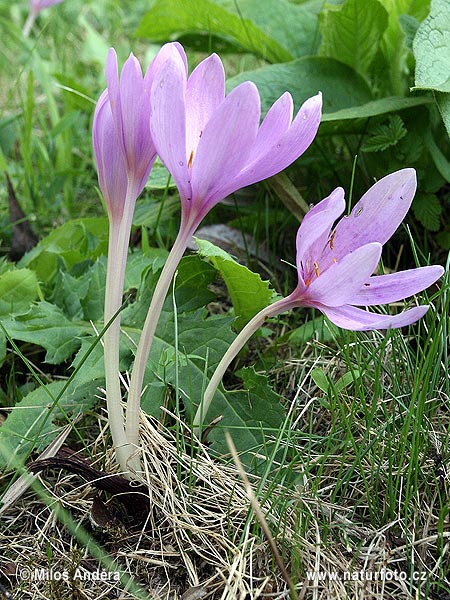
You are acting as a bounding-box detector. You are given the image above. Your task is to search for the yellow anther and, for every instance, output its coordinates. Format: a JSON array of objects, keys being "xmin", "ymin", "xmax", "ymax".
[
  {"xmin": 314, "ymin": 261, "xmax": 320, "ymax": 277},
  {"xmin": 188, "ymin": 149, "xmax": 195, "ymax": 169},
  {"xmin": 329, "ymin": 229, "xmax": 336, "ymax": 250}
]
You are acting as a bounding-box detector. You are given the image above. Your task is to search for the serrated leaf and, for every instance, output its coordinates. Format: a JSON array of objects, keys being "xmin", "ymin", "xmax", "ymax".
[
  {"xmin": 51, "ymin": 269, "xmax": 88, "ymax": 320},
  {"xmin": 362, "ymin": 115, "xmax": 407, "ymax": 152},
  {"xmin": 0, "ymin": 380, "xmax": 99, "ymax": 469},
  {"xmin": 414, "ymin": 0, "xmax": 450, "ymax": 92},
  {"xmin": 319, "ymin": 0, "xmax": 388, "ymax": 76},
  {"xmin": 206, "ymin": 368, "xmax": 285, "ymax": 463},
  {"xmin": 412, "ymin": 193, "xmax": 442, "ymax": 231},
  {"xmin": 2, "ymin": 302, "xmax": 81, "ymax": 364},
  {"xmin": 0, "ymin": 268, "xmax": 40, "ymax": 316},
  {"xmin": 80, "ymin": 259, "xmax": 106, "ymax": 322},
  {"xmin": 137, "ymin": 0, "xmax": 320, "ymax": 60},
  {"xmin": 19, "ymin": 218, "xmax": 109, "ymax": 283},
  {"xmin": 195, "ymin": 238, "xmax": 274, "ymax": 330},
  {"xmin": 227, "ymin": 56, "xmax": 372, "ymax": 116}
]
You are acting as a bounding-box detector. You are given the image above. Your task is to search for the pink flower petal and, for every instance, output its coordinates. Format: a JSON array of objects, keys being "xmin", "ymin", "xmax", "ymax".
[
  {"xmin": 305, "ymin": 242, "xmax": 382, "ymax": 306},
  {"xmin": 296, "ymin": 187, "xmax": 345, "ymax": 279},
  {"xmin": 150, "ymin": 48, "xmax": 191, "ymax": 203},
  {"xmin": 245, "ymin": 92, "xmax": 293, "ymax": 165},
  {"xmin": 92, "ymin": 90, "xmax": 128, "ymax": 221},
  {"xmin": 318, "ymin": 169, "xmax": 417, "ymax": 272},
  {"xmin": 321, "ymin": 304, "xmax": 430, "ymax": 330},
  {"xmin": 190, "ymin": 81, "xmax": 261, "ymax": 217},
  {"xmin": 186, "ymin": 54, "xmax": 225, "ymax": 160},
  {"xmin": 352, "ymin": 265, "xmax": 445, "ymax": 306},
  {"xmin": 233, "ymin": 92, "xmax": 322, "ymax": 190}
]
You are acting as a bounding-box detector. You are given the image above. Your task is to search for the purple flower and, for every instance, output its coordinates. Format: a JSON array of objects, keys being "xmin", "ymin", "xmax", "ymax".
[
  {"xmin": 149, "ymin": 43, "xmax": 322, "ymax": 234},
  {"xmin": 282, "ymin": 169, "xmax": 444, "ymax": 330},
  {"xmin": 92, "ymin": 49, "xmax": 157, "ymax": 222},
  {"xmin": 30, "ymin": 0, "xmax": 64, "ymax": 15}
]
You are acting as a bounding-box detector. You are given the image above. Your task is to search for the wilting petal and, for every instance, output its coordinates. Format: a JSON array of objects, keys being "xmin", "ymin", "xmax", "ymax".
[
  {"xmin": 186, "ymin": 54, "xmax": 225, "ymax": 159},
  {"xmin": 319, "ymin": 169, "xmax": 416, "ymax": 272},
  {"xmin": 352, "ymin": 265, "xmax": 445, "ymax": 306},
  {"xmin": 322, "ymin": 304, "xmax": 430, "ymax": 330},
  {"xmin": 190, "ymin": 81, "xmax": 260, "ymax": 215},
  {"xmin": 305, "ymin": 243, "xmax": 382, "ymax": 306},
  {"xmin": 150, "ymin": 48, "xmax": 190, "ymax": 202},
  {"xmin": 232, "ymin": 93, "xmax": 322, "ymax": 191}
]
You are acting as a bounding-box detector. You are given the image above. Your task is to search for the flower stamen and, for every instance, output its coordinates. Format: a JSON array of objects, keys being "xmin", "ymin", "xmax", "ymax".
[{"xmin": 188, "ymin": 149, "xmax": 194, "ymax": 169}]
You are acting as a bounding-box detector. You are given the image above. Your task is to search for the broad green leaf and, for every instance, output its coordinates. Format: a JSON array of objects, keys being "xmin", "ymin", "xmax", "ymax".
[
  {"xmin": 195, "ymin": 238, "xmax": 274, "ymax": 330},
  {"xmin": 0, "ymin": 380, "xmax": 99, "ymax": 469},
  {"xmin": 412, "ymin": 193, "xmax": 442, "ymax": 231},
  {"xmin": 147, "ymin": 159, "xmax": 176, "ymax": 190},
  {"xmin": 436, "ymin": 92, "xmax": 450, "ymax": 139},
  {"xmin": 2, "ymin": 302, "xmax": 81, "ymax": 364},
  {"xmin": 413, "ymin": 0, "xmax": 450, "ymax": 92},
  {"xmin": 321, "ymin": 95, "xmax": 433, "ymax": 122},
  {"xmin": 227, "ymin": 56, "xmax": 373, "ymax": 115},
  {"xmin": 133, "ymin": 196, "xmax": 180, "ymax": 229},
  {"xmin": 51, "ymin": 269, "xmax": 88, "ymax": 320},
  {"xmin": 0, "ymin": 268, "xmax": 40, "ymax": 316},
  {"xmin": 311, "ymin": 367, "xmax": 329, "ymax": 393},
  {"xmin": 424, "ymin": 130, "xmax": 450, "ymax": 182},
  {"xmin": 319, "ymin": 0, "xmax": 388, "ymax": 76},
  {"xmin": 19, "ymin": 218, "xmax": 109, "ymax": 283},
  {"xmin": 207, "ymin": 368, "xmax": 286, "ymax": 462},
  {"xmin": 288, "ymin": 316, "xmax": 335, "ymax": 345},
  {"xmin": 380, "ymin": 0, "xmax": 430, "ymax": 95},
  {"xmin": 137, "ymin": 0, "xmax": 293, "ymax": 63},
  {"xmin": 80, "ymin": 259, "xmax": 106, "ymax": 322}
]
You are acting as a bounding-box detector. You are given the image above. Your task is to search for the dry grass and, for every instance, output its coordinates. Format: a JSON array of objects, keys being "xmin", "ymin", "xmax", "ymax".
[{"xmin": 1, "ymin": 335, "xmax": 449, "ymax": 600}]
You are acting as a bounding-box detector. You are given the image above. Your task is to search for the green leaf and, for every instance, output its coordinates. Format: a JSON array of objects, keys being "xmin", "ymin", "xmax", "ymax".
[
  {"xmin": 0, "ymin": 268, "xmax": 40, "ymax": 316},
  {"xmin": 413, "ymin": 0, "xmax": 450, "ymax": 92},
  {"xmin": 137, "ymin": 0, "xmax": 294, "ymax": 62},
  {"xmin": 311, "ymin": 367, "xmax": 329, "ymax": 393},
  {"xmin": 147, "ymin": 159, "xmax": 176, "ymax": 190},
  {"xmin": 321, "ymin": 95, "xmax": 433, "ymax": 122},
  {"xmin": 207, "ymin": 367, "xmax": 285, "ymax": 463},
  {"xmin": 319, "ymin": 0, "xmax": 388, "ymax": 76},
  {"xmin": 19, "ymin": 218, "xmax": 109, "ymax": 283},
  {"xmin": 436, "ymin": 91, "xmax": 450, "ymax": 138},
  {"xmin": 424, "ymin": 130, "xmax": 450, "ymax": 182},
  {"xmin": 412, "ymin": 193, "xmax": 442, "ymax": 231},
  {"xmin": 361, "ymin": 114, "xmax": 407, "ymax": 152},
  {"xmin": 380, "ymin": 0, "xmax": 430, "ymax": 96},
  {"xmin": 2, "ymin": 302, "xmax": 82, "ymax": 364},
  {"xmin": 227, "ymin": 56, "xmax": 373, "ymax": 116},
  {"xmin": 0, "ymin": 380, "xmax": 99, "ymax": 469},
  {"xmin": 195, "ymin": 238, "xmax": 274, "ymax": 330}
]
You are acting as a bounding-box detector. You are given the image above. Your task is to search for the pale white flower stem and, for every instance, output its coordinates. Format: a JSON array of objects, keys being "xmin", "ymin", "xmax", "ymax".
[
  {"xmin": 192, "ymin": 295, "xmax": 296, "ymax": 436},
  {"xmin": 104, "ymin": 192, "xmax": 136, "ymax": 474},
  {"xmin": 125, "ymin": 226, "xmax": 192, "ymax": 469},
  {"xmin": 23, "ymin": 12, "xmax": 37, "ymax": 37}
]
